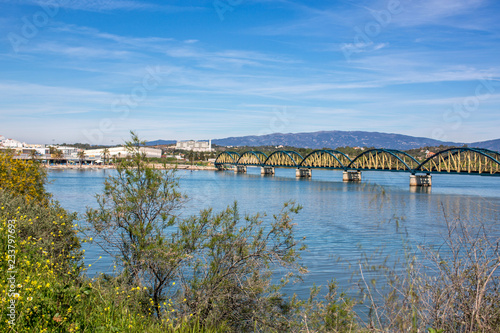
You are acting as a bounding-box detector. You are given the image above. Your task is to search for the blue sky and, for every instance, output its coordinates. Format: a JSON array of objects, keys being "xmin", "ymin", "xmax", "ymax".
[{"xmin": 1, "ymin": 0, "xmax": 499, "ymax": 145}]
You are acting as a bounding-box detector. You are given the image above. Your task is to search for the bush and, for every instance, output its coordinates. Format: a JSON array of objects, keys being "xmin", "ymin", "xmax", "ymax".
[
  {"xmin": 0, "ymin": 151, "xmax": 50, "ymax": 204},
  {"xmin": 356, "ymin": 213, "xmax": 500, "ymax": 332},
  {"xmin": 86, "ymin": 133, "xmax": 309, "ymax": 331}
]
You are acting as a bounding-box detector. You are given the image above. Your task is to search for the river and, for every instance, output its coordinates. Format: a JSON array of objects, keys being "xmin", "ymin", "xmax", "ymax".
[{"xmin": 47, "ymin": 168, "xmax": 500, "ymax": 298}]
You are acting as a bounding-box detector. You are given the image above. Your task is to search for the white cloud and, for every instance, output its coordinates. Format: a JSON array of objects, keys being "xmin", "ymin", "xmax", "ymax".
[{"xmin": 390, "ymin": 0, "xmax": 487, "ymax": 27}]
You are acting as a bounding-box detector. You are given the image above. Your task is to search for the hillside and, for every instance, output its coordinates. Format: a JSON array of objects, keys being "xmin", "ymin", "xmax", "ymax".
[
  {"xmin": 472, "ymin": 138, "xmax": 500, "ymax": 151},
  {"xmin": 148, "ymin": 131, "xmax": 500, "ymax": 151},
  {"xmin": 145, "ymin": 139, "xmax": 176, "ymax": 146},
  {"xmin": 212, "ymin": 131, "xmax": 463, "ymax": 150}
]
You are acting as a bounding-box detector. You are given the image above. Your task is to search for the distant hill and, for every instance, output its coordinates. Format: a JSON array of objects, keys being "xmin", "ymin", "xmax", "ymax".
[
  {"xmin": 148, "ymin": 131, "xmax": 500, "ymax": 151},
  {"xmin": 472, "ymin": 138, "xmax": 500, "ymax": 151},
  {"xmin": 212, "ymin": 131, "xmax": 464, "ymax": 150},
  {"xmin": 146, "ymin": 140, "xmax": 176, "ymax": 146}
]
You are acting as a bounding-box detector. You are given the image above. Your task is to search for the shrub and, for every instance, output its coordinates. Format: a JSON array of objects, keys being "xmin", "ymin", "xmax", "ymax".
[
  {"xmin": 86, "ymin": 133, "xmax": 309, "ymax": 331},
  {"xmin": 356, "ymin": 213, "xmax": 500, "ymax": 332},
  {"xmin": 0, "ymin": 151, "xmax": 50, "ymax": 204}
]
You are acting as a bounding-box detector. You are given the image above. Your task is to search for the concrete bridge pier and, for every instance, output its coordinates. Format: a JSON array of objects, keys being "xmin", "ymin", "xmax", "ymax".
[
  {"xmin": 296, "ymin": 168, "xmax": 312, "ymax": 178},
  {"xmin": 261, "ymin": 166, "xmax": 275, "ymax": 175},
  {"xmin": 410, "ymin": 174, "xmax": 432, "ymax": 187},
  {"xmin": 343, "ymin": 171, "xmax": 362, "ymax": 182},
  {"xmin": 215, "ymin": 165, "xmax": 225, "ymax": 171},
  {"xmin": 234, "ymin": 165, "xmax": 247, "ymax": 173}
]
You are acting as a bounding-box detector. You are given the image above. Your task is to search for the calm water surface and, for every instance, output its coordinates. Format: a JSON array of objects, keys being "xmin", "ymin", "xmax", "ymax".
[{"xmin": 47, "ymin": 168, "xmax": 500, "ymax": 297}]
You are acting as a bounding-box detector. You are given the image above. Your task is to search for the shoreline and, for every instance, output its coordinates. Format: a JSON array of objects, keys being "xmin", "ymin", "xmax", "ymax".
[{"xmin": 43, "ymin": 163, "xmax": 217, "ymax": 171}]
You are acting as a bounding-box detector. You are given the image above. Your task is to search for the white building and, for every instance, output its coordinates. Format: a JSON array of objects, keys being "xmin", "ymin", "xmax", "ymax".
[
  {"xmin": 85, "ymin": 146, "xmax": 162, "ymax": 159},
  {"xmin": 1, "ymin": 138, "xmax": 25, "ymax": 148},
  {"xmin": 49, "ymin": 146, "xmax": 81, "ymax": 158},
  {"xmin": 175, "ymin": 140, "xmax": 212, "ymax": 152}
]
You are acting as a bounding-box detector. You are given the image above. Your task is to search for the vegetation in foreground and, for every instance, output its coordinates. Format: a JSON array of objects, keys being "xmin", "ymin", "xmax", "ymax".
[{"xmin": 1, "ymin": 134, "xmax": 499, "ymax": 332}]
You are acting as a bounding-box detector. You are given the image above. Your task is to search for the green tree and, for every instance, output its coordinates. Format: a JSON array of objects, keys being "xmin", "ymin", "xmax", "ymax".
[
  {"xmin": 0, "ymin": 151, "xmax": 50, "ymax": 203},
  {"xmin": 86, "ymin": 132, "xmax": 185, "ymax": 317},
  {"xmin": 102, "ymin": 147, "xmax": 110, "ymax": 164},
  {"xmin": 86, "ymin": 132, "xmax": 307, "ymax": 330},
  {"xmin": 29, "ymin": 149, "xmax": 38, "ymax": 160},
  {"xmin": 49, "ymin": 146, "xmax": 63, "ymax": 163},
  {"xmin": 77, "ymin": 150, "xmax": 85, "ymax": 167},
  {"xmin": 177, "ymin": 201, "xmax": 307, "ymax": 331}
]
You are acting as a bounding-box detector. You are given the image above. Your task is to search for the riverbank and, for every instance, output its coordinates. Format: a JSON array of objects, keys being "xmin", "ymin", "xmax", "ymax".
[{"xmin": 43, "ymin": 163, "xmax": 217, "ymax": 171}]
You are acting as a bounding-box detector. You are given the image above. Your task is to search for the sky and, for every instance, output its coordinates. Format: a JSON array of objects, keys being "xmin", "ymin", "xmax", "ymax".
[{"xmin": 1, "ymin": 0, "xmax": 499, "ymax": 145}]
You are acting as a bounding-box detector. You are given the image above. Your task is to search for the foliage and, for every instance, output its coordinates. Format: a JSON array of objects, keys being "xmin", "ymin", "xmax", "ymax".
[
  {"xmin": 335, "ymin": 146, "xmax": 374, "ymax": 158},
  {"xmin": 176, "ymin": 202, "xmax": 307, "ymax": 331},
  {"xmin": 77, "ymin": 151, "xmax": 85, "ymax": 165},
  {"xmin": 285, "ymin": 280, "xmax": 358, "ymax": 332},
  {"xmin": 86, "ymin": 132, "xmax": 185, "ymax": 317},
  {"xmin": 86, "ymin": 132, "xmax": 311, "ymax": 331},
  {"xmin": 0, "ymin": 142, "xmax": 218, "ymax": 332},
  {"xmin": 404, "ymin": 145, "xmax": 462, "ymax": 161},
  {"xmin": 49, "ymin": 147, "xmax": 63, "ymax": 160},
  {"xmin": 0, "ymin": 198, "xmax": 213, "ymax": 332},
  {"xmin": 356, "ymin": 212, "xmax": 500, "ymax": 332},
  {"xmin": 0, "ymin": 151, "xmax": 50, "ymax": 204}
]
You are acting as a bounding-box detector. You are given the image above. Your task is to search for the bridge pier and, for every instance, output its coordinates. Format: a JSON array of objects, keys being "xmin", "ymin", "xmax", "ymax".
[
  {"xmin": 261, "ymin": 166, "xmax": 275, "ymax": 175},
  {"xmin": 296, "ymin": 168, "xmax": 312, "ymax": 178},
  {"xmin": 343, "ymin": 171, "xmax": 362, "ymax": 182},
  {"xmin": 234, "ymin": 165, "xmax": 247, "ymax": 173},
  {"xmin": 410, "ymin": 174, "xmax": 432, "ymax": 187},
  {"xmin": 215, "ymin": 165, "xmax": 226, "ymax": 171}
]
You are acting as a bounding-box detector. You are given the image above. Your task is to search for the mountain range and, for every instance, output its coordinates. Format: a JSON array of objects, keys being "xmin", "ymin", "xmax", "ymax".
[
  {"xmin": 211, "ymin": 131, "xmax": 500, "ymax": 151},
  {"xmin": 147, "ymin": 131, "xmax": 500, "ymax": 151}
]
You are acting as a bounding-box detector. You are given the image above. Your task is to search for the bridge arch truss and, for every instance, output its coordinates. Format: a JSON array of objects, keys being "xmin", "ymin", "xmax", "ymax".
[
  {"xmin": 236, "ymin": 151, "xmax": 268, "ymax": 166},
  {"xmin": 347, "ymin": 149, "xmax": 420, "ymax": 172},
  {"xmin": 214, "ymin": 151, "xmax": 241, "ymax": 165},
  {"xmin": 214, "ymin": 148, "xmax": 500, "ymax": 176},
  {"xmin": 415, "ymin": 148, "xmax": 500, "ymax": 175},
  {"xmin": 263, "ymin": 151, "xmax": 303, "ymax": 167},
  {"xmin": 299, "ymin": 150, "xmax": 352, "ymax": 169}
]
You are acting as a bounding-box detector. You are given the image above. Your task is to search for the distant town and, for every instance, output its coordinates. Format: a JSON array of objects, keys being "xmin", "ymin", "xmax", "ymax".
[{"xmin": 0, "ymin": 135, "xmax": 216, "ymax": 166}]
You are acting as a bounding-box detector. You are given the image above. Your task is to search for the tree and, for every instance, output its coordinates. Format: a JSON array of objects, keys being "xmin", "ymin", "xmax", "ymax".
[
  {"xmin": 49, "ymin": 146, "xmax": 63, "ymax": 164},
  {"xmin": 86, "ymin": 132, "xmax": 185, "ymax": 317},
  {"xmin": 102, "ymin": 147, "xmax": 110, "ymax": 165},
  {"xmin": 29, "ymin": 149, "xmax": 38, "ymax": 160},
  {"xmin": 86, "ymin": 132, "xmax": 307, "ymax": 329},
  {"xmin": 0, "ymin": 151, "xmax": 50, "ymax": 203},
  {"xmin": 77, "ymin": 150, "xmax": 85, "ymax": 167},
  {"xmin": 177, "ymin": 201, "xmax": 307, "ymax": 331}
]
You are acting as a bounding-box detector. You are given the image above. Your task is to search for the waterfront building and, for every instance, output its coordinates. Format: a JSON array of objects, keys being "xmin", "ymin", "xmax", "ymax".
[
  {"xmin": 1, "ymin": 138, "xmax": 25, "ymax": 148},
  {"xmin": 49, "ymin": 146, "xmax": 81, "ymax": 158},
  {"xmin": 175, "ymin": 140, "xmax": 212, "ymax": 152},
  {"xmin": 84, "ymin": 146, "xmax": 162, "ymax": 159}
]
